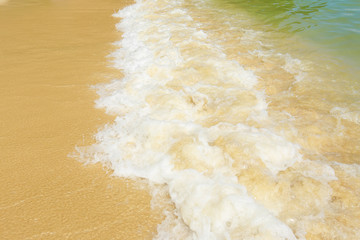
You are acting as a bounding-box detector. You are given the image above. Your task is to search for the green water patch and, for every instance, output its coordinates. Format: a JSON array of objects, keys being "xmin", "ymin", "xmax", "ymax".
[{"xmin": 212, "ymin": 0, "xmax": 360, "ymax": 74}]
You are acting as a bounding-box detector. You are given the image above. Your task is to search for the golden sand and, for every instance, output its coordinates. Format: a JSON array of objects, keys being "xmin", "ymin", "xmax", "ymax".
[{"xmin": 0, "ymin": 0, "xmax": 162, "ymax": 239}]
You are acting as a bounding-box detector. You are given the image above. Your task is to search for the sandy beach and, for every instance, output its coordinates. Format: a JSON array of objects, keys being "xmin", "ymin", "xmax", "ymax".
[
  {"xmin": 0, "ymin": 0, "xmax": 162, "ymax": 239},
  {"xmin": 2, "ymin": 0, "xmax": 360, "ymax": 239}
]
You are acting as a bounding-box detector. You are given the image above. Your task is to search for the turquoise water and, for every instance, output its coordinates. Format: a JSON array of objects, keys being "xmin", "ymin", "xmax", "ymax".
[{"xmin": 214, "ymin": 0, "xmax": 360, "ymax": 72}]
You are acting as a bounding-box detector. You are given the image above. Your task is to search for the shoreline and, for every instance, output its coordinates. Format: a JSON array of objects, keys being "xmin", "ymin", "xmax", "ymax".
[{"xmin": 0, "ymin": 0, "xmax": 162, "ymax": 239}]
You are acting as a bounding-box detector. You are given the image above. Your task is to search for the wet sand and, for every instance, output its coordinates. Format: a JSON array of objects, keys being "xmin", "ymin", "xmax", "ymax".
[{"xmin": 0, "ymin": 0, "xmax": 162, "ymax": 239}]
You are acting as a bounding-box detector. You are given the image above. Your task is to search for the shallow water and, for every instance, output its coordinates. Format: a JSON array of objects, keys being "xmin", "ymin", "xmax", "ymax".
[
  {"xmin": 77, "ymin": 0, "xmax": 360, "ymax": 239},
  {"xmin": 213, "ymin": 0, "xmax": 360, "ymax": 72}
]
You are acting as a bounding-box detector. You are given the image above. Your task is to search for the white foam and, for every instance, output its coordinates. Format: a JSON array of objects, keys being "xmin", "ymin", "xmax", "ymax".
[
  {"xmin": 331, "ymin": 106, "xmax": 360, "ymax": 124},
  {"xmin": 297, "ymin": 160, "xmax": 337, "ymax": 183},
  {"xmin": 79, "ymin": 0, "xmax": 323, "ymax": 239},
  {"xmin": 168, "ymin": 171, "xmax": 296, "ymax": 240},
  {"xmin": 332, "ymin": 161, "xmax": 360, "ymax": 178}
]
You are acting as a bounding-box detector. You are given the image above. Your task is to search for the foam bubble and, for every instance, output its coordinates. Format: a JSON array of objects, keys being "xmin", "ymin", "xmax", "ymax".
[
  {"xmin": 331, "ymin": 106, "xmax": 360, "ymax": 124},
  {"xmin": 76, "ymin": 0, "xmax": 360, "ymax": 239}
]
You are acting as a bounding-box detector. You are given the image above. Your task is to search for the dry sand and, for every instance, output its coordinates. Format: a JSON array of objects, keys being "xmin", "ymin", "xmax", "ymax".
[{"xmin": 0, "ymin": 0, "xmax": 162, "ymax": 239}]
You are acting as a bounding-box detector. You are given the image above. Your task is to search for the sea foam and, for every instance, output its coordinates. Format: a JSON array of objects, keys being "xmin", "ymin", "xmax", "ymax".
[{"xmin": 76, "ymin": 0, "xmax": 359, "ymax": 239}]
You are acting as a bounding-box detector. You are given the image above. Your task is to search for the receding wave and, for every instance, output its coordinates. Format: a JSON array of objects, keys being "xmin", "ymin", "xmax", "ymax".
[{"xmin": 75, "ymin": 0, "xmax": 360, "ymax": 239}]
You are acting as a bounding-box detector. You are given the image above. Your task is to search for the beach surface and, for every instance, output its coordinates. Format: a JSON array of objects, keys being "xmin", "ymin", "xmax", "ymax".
[
  {"xmin": 2, "ymin": 0, "xmax": 360, "ymax": 239},
  {"xmin": 0, "ymin": 0, "xmax": 162, "ymax": 239}
]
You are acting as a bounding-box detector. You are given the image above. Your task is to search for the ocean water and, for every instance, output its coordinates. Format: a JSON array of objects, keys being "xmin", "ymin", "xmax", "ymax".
[
  {"xmin": 77, "ymin": 0, "xmax": 360, "ymax": 239},
  {"xmin": 213, "ymin": 0, "xmax": 360, "ymax": 72}
]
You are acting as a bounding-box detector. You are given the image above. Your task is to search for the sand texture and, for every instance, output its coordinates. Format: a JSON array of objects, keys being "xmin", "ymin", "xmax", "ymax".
[{"xmin": 0, "ymin": 0, "xmax": 162, "ymax": 239}]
